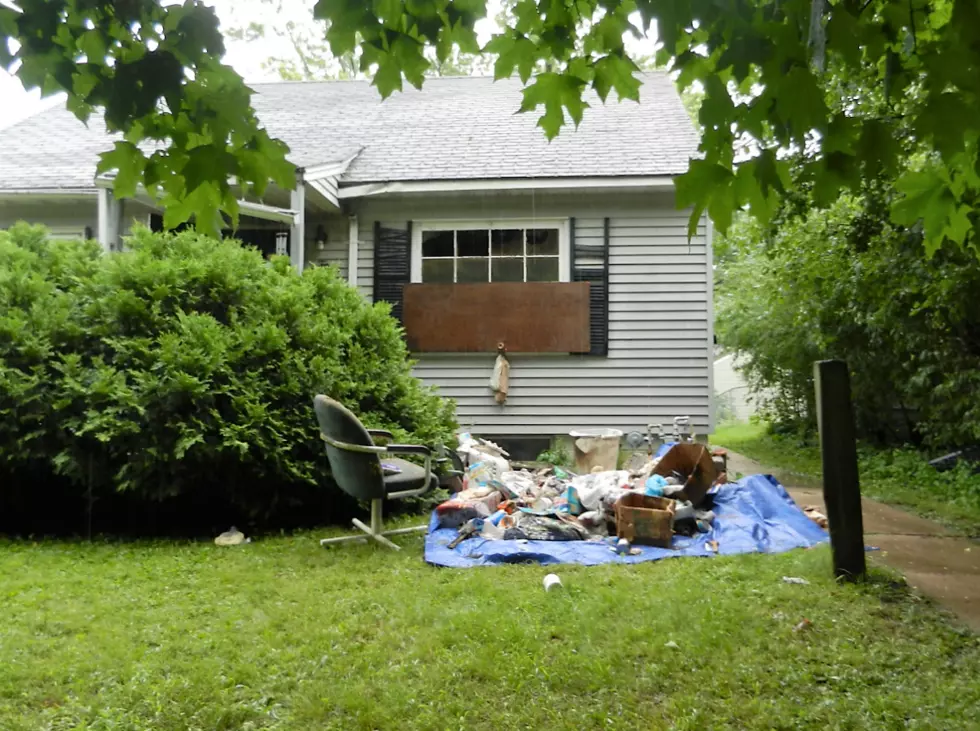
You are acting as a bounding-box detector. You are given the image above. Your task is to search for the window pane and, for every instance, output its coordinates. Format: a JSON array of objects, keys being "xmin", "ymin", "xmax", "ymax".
[
  {"xmin": 491, "ymin": 258, "xmax": 523, "ymax": 282},
  {"xmin": 457, "ymin": 229, "xmax": 489, "ymax": 257},
  {"xmin": 527, "ymin": 228, "xmax": 559, "ymax": 255},
  {"xmin": 491, "ymin": 229, "xmax": 523, "ymax": 256},
  {"xmin": 456, "ymin": 258, "xmax": 489, "ymax": 283},
  {"xmin": 526, "ymin": 257, "xmax": 560, "ymax": 282},
  {"xmin": 422, "ymin": 230, "xmax": 454, "ymax": 257},
  {"xmin": 422, "ymin": 258, "xmax": 454, "ymax": 283}
]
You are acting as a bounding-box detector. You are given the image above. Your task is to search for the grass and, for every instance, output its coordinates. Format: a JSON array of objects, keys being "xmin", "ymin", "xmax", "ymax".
[
  {"xmin": 1, "ymin": 531, "xmax": 979, "ymax": 730},
  {"xmin": 711, "ymin": 422, "xmax": 980, "ymax": 536}
]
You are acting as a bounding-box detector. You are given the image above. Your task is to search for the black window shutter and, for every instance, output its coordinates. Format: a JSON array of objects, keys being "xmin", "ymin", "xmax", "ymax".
[
  {"xmin": 571, "ymin": 216, "xmax": 610, "ymax": 356},
  {"xmin": 372, "ymin": 221, "xmax": 412, "ymax": 323}
]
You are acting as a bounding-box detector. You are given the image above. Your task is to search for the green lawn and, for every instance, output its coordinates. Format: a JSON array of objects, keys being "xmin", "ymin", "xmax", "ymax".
[
  {"xmin": 2, "ymin": 531, "xmax": 978, "ymax": 730},
  {"xmin": 712, "ymin": 422, "xmax": 980, "ymax": 537}
]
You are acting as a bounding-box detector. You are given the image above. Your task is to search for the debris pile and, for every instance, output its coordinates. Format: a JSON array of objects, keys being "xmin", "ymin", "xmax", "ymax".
[{"xmin": 439, "ymin": 434, "xmax": 728, "ymax": 552}]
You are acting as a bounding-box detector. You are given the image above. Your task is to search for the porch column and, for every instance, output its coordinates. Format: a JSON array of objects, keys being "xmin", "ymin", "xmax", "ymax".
[
  {"xmin": 290, "ymin": 178, "xmax": 306, "ymax": 271},
  {"xmin": 348, "ymin": 214, "xmax": 359, "ymax": 287},
  {"xmin": 96, "ymin": 187, "xmax": 121, "ymax": 252}
]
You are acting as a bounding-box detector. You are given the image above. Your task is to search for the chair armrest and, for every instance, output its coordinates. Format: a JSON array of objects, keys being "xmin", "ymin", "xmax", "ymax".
[
  {"xmin": 367, "ymin": 429, "xmax": 394, "ymax": 444},
  {"xmin": 435, "ymin": 457, "xmax": 464, "ymax": 478},
  {"xmin": 384, "ymin": 444, "xmax": 435, "ymax": 500},
  {"xmin": 384, "ymin": 444, "xmax": 432, "ymax": 457},
  {"xmin": 319, "ymin": 433, "xmax": 387, "ymax": 454}
]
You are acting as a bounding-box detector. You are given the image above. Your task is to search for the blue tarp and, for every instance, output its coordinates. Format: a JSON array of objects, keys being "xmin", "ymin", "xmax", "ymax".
[{"xmin": 424, "ymin": 473, "xmax": 829, "ymax": 568}]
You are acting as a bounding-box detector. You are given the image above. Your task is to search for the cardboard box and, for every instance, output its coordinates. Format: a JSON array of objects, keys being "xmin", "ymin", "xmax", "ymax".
[
  {"xmin": 615, "ymin": 493, "xmax": 676, "ymax": 548},
  {"xmin": 653, "ymin": 443, "xmax": 717, "ymax": 506}
]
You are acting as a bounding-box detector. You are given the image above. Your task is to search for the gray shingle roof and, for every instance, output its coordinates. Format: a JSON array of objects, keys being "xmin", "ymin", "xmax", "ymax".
[{"xmin": 0, "ymin": 71, "xmax": 697, "ymax": 191}]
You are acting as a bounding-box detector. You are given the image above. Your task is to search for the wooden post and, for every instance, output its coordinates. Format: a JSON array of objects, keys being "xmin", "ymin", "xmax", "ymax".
[{"xmin": 814, "ymin": 360, "xmax": 866, "ymax": 580}]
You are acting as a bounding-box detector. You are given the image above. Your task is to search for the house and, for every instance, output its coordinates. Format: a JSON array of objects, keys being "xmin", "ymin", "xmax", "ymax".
[
  {"xmin": 0, "ymin": 72, "xmax": 710, "ymax": 445},
  {"xmin": 713, "ymin": 353, "xmax": 759, "ymax": 424}
]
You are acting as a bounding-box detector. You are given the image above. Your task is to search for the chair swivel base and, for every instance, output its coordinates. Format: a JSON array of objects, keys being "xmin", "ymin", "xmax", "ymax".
[{"xmin": 319, "ymin": 498, "xmax": 427, "ymax": 551}]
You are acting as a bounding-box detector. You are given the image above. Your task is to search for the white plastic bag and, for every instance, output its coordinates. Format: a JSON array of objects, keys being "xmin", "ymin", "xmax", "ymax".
[{"xmin": 571, "ymin": 470, "xmax": 631, "ymax": 511}]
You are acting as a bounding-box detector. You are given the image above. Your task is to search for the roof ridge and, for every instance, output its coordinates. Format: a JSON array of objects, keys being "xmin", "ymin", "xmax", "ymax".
[
  {"xmin": 248, "ymin": 74, "xmax": 497, "ymax": 86},
  {"xmin": 245, "ymin": 69, "xmax": 671, "ymax": 88}
]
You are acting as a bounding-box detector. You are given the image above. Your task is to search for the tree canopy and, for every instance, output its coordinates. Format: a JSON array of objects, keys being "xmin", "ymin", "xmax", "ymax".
[{"xmin": 2, "ymin": 0, "xmax": 977, "ymax": 252}]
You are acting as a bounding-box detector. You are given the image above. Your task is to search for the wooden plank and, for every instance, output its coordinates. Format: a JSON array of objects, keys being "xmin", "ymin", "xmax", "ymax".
[{"xmin": 403, "ymin": 282, "xmax": 591, "ymax": 353}]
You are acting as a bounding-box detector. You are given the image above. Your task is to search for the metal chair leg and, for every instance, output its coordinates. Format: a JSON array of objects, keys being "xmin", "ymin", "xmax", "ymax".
[
  {"xmin": 319, "ymin": 534, "xmax": 369, "ymax": 546},
  {"xmin": 321, "ymin": 498, "xmax": 426, "ymax": 550}
]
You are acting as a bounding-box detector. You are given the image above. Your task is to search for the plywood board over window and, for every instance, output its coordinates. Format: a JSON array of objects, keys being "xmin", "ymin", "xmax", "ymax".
[{"xmin": 402, "ymin": 281, "xmax": 591, "ymax": 353}]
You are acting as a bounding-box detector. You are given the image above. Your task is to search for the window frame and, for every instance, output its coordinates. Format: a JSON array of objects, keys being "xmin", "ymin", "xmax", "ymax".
[
  {"xmin": 410, "ymin": 218, "xmax": 571, "ymax": 284},
  {"xmin": 46, "ymin": 226, "xmax": 87, "ymax": 240}
]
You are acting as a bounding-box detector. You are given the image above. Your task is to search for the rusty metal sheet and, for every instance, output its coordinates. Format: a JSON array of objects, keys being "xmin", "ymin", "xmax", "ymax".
[{"xmin": 402, "ymin": 282, "xmax": 591, "ymax": 353}]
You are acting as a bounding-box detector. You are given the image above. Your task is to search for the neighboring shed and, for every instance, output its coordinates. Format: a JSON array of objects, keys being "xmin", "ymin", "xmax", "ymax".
[{"xmin": 0, "ymin": 72, "xmax": 709, "ymax": 439}]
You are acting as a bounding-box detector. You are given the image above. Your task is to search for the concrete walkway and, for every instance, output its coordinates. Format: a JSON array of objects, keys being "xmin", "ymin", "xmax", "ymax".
[{"xmin": 725, "ymin": 450, "xmax": 980, "ymax": 632}]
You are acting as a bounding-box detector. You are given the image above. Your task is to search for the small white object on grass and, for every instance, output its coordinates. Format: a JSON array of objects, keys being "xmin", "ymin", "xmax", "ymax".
[
  {"xmin": 543, "ymin": 574, "xmax": 563, "ymax": 591},
  {"xmin": 214, "ymin": 527, "xmax": 247, "ymax": 546},
  {"xmin": 782, "ymin": 576, "xmax": 810, "ymax": 585},
  {"xmin": 664, "ymin": 640, "xmax": 680, "ymax": 650}
]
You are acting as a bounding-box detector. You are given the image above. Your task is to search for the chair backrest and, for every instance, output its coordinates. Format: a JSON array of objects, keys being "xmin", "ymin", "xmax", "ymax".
[{"xmin": 312, "ymin": 395, "xmax": 385, "ymax": 501}]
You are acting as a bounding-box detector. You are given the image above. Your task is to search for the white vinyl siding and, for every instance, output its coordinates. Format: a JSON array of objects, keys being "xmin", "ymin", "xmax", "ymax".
[
  {"xmin": 304, "ymin": 215, "xmax": 349, "ymax": 278},
  {"xmin": 1, "ymin": 198, "xmax": 156, "ymax": 240},
  {"xmin": 349, "ymin": 190, "xmax": 712, "ymax": 437},
  {"xmin": 0, "ymin": 198, "xmax": 98, "ymax": 234}
]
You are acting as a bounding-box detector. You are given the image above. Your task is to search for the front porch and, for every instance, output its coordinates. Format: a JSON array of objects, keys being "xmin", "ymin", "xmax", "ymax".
[{"xmin": 94, "ymin": 165, "xmax": 360, "ymax": 285}]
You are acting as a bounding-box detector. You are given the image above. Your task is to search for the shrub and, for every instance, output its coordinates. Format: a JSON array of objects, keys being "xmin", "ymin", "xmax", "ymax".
[
  {"xmin": 0, "ymin": 224, "xmax": 457, "ymax": 535},
  {"xmin": 716, "ymin": 194, "xmax": 980, "ymax": 448}
]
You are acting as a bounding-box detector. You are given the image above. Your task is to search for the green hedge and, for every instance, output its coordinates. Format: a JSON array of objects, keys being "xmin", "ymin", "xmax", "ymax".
[
  {"xmin": 0, "ymin": 224, "xmax": 457, "ymax": 534},
  {"xmin": 716, "ymin": 192, "xmax": 980, "ymax": 447}
]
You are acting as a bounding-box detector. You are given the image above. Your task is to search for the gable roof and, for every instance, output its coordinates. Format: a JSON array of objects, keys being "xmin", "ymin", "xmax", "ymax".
[{"xmin": 0, "ymin": 71, "xmax": 697, "ymax": 193}]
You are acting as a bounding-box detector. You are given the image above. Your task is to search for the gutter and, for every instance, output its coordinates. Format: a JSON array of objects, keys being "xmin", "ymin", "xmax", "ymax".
[
  {"xmin": 92, "ymin": 176, "xmax": 298, "ymax": 224},
  {"xmin": 0, "ymin": 188, "xmax": 98, "ymax": 199},
  {"xmin": 337, "ymin": 175, "xmax": 679, "ymax": 200}
]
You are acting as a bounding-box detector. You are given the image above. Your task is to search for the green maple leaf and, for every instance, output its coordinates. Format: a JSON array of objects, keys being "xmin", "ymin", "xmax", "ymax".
[
  {"xmin": 438, "ymin": 16, "xmax": 480, "ymax": 57},
  {"xmin": 674, "ymin": 160, "xmax": 736, "ymax": 238},
  {"xmin": 96, "ymin": 142, "xmax": 147, "ymax": 198},
  {"xmin": 391, "ymin": 34, "xmax": 429, "ymax": 89},
  {"xmin": 734, "ymin": 158, "xmax": 780, "ymax": 225},
  {"xmin": 592, "ymin": 53, "xmax": 641, "ymax": 103},
  {"xmin": 892, "ymin": 168, "xmax": 957, "ymax": 256},
  {"xmin": 772, "ymin": 66, "xmax": 829, "ymax": 141},
  {"xmin": 371, "ymin": 51, "xmax": 404, "ymax": 97},
  {"xmin": 373, "ymin": 0, "xmax": 403, "ymax": 23},
  {"xmin": 915, "ymin": 92, "xmax": 975, "ymax": 160},
  {"xmin": 486, "ymin": 34, "xmax": 538, "ymax": 83},
  {"xmin": 435, "ymin": 24, "xmax": 453, "ymax": 62},
  {"xmin": 857, "ymin": 119, "xmax": 900, "ymax": 179},
  {"xmin": 162, "ymin": 184, "xmax": 223, "ymax": 235},
  {"xmin": 590, "ymin": 10, "xmax": 632, "ymax": 51},
  {"xmin": 318, "ymin": 0, "xmax": 379, "ymax": 56},
  {"xmin": 945, "ymin": 205, "xmax": 974, "ymax": 244},
  {"xmin": 77, "ymin": 29, "xmax": 107, "ymax": 64},
  {"xmin": 519, "ymin": 72, "xmax": 589, "ymax": 139},
  {"xmin": 182, "ymin": 145, "xmax": 237, "ymax": 194},
  {"xmin": 512, "ymin": 0, "xmax": 541, "ymax": 33}
]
